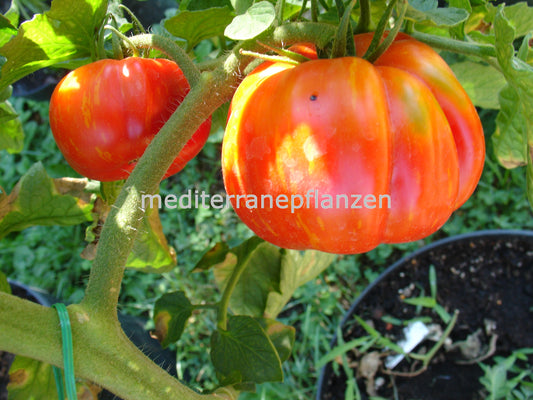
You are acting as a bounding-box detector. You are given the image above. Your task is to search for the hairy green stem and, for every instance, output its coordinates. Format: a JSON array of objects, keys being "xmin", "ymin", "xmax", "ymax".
[
  {"xmin": 129, "ymin": 34, "xmax": 202, "ymax": 87},
  {"xmin": 105, "ymin": 25, "xmax": 140, "ymax": 57},
  {"xmin": 410, "ymin": 31, "xmax": 498, "ymax": 59},
  {"xmin": 119, "ymin": 4, "xmax": 147, "ymax": 34},
  {"xmin": 0, "ymin": 293, "xmax": 233, "ymax": 400},
  {"xmin": 239, "ymin": 49, "xmax": 300, "ymax": 64}
]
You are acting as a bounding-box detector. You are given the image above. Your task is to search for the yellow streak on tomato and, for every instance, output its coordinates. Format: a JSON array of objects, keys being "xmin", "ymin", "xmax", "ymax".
[
  {"xmin": 81, "ymin": 95, "xmax": 93, "ymax": 128},
  {"xmin": 95, "ymin": 147, "xmax": 113, "ymax": 163}
]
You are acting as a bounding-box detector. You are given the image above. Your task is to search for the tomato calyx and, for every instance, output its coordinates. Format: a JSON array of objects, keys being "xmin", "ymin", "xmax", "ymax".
[
  {"xmin": 363, "ymin": 0, "xmax": 409, "ymax": 63},
  {"xmin": 330, "ymin": 0, "xmax": 357, "ymax": 59}
]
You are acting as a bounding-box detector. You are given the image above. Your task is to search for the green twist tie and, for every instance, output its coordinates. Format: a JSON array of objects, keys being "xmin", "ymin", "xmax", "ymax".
[{"xmin": 52, "ymin": 303, "xmax": 78, "ymax": 400}]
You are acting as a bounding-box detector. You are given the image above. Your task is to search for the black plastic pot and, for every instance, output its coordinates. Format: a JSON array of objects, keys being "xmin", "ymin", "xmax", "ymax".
[{"xmin": 316, "ymin": 230, "xmax": 533, "ymax": 400}]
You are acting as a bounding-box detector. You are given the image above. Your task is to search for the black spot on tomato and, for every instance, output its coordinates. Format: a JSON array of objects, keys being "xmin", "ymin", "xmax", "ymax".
[{"xmin": 310, "ymin": 93, "xmax": 318, "ymax": 101}]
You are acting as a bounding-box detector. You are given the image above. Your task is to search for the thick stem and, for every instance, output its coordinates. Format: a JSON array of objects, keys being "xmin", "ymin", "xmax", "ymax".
[
  {"xmin": 81, "ymin": 71, "xmax": 233, "ymax": 318},
  {"xmin": 410, "ymin": 31, "xmax": 498, "ymax": 59},
  {"xmin": 129, "ymin": 34, "xmax": 202, "ymax": 87},
  {"xmin": 0, "ymin": 293, "xmax": 234, "ymax": 400}
]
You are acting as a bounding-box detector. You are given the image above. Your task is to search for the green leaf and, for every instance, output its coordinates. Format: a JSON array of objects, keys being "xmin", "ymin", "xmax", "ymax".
[
  {"xmin": 224, "ymin": 1, "xmax": 275, "ymax": 40},
  {"xmin": 199, "ymin": 237, "xmax": 334, "ymax": 319},
  {"xmin": 8, "ymin": 356, "xmax": 100, "ymax": 400},
  {"xmin": 185, "ymin": 0, "xmax": 233, "ymax": 11},
  {"xmin": 0, "ymin": 270, "xmax": 11, "ymax": 294},
  {"xmin": 213, "ymin": 237, "xmax": 282, "ymax": 317},
  {"xmin": 231, "ymin": 0, "xmax": 253, "ymax": 14},
  {"xmin": 210, "ymin": 315, "xmax": 283, "ymax": 386},
  {"xmin": 447, "ymin": 0, "xmax": 471, "ymax": 39},
  {"xmin": 0, "ymin": 0, "xmax": 108, "ymax": 90},
  {"xmin": 125, "ymin": 206, "xmax": 177, "ymax": 273},
  {"xmin": 0, "ymin": 163, "xmax": 94, "ymax": 239},
  {"xmin": 153, "ymin": 291, "xmax": 194, "ymax": 347},
  {"xmin": 0, "ymin": 100, "xmax": 24, "ymax": 153},
  {"xmin": 493, "ymin": 85, "xmax": 528, "ymax": 168},
  {"xmin": 450, "ymin": 61, "xmax": 506, "ymax": 109},
  {"xmin": 434, "ymin": 304, "xmax": 452, "ymax": 324},
  {"xmin": 165, "ymin": 7, "xmax": 235, "ymax": 51},
  {"xmin": 353, "ymin": 315, "xmax": 405, "ymax": 354},
  {"xmin": 492, "ymin": 6, "xmax": 533, "ymax": 185},
  {"xmin": 500, "ymin": 2, "xmax": 533, "ymax": 39},
  {"xmin": 7, "ymin": 356, "xmax": 59, "ymax": 400},
  {"xmin": 0, "ymin": 14, "xmax": 17, "ymax": 48},
  {"xmin": 264, "ymin": 249, "xmax": 335, "ymax": 318},
  {"xmin": 193, "ymin": 241, "xmax": 230, "ymax": 272},
  {"xmin": 517, "ymin": 33, "xmax": 532, "ymax": 63},
  {"xmin": 406, "ymin": 0, "xmax": 469, "ymax": 27},
  {"xmin": 403, "ymin": 296, "xmax": 437, "ymax": 308},
  {"xmin": 3, "ymin": 1, "xmax": 19, "ymax": 27},
  {"xmin": 316, "ymin": 337, "xmax": 374, "ymax": 368},
  {"xmin": 254, "ymin": 317, "xmax": 295, "ymax": 362}
]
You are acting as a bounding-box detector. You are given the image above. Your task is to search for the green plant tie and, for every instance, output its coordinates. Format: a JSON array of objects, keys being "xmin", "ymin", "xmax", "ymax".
[{"xmin": 52, "ymin": 303, "xmax": 78, "ymax": 400}]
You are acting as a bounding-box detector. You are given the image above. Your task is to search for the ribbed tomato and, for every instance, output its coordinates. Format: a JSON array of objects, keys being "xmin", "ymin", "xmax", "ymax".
[
  {"xmin": 49, "ymin": 57, "xmax": 211, "ymax": 182},
  {"xmin": 222, "ymin": 33, "xmax": 485, "ymax": 254}
]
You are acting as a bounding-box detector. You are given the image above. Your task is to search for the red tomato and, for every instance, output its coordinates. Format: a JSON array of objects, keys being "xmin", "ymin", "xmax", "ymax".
[
  {"xmin": 49, "ymin": 57, "xmax": 211, "ymax": 181},
  {"xmin": 222, "ymin": 33, "xmax": 484, "ymax": 254}
]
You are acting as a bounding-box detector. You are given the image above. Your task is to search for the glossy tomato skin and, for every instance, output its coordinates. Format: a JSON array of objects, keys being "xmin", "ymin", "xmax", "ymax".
[
  {"xmin": 49, "ymin": 57, "xmax": 211, "ymax": 181},
  {"xmin": 222, "ymin": 34, "xmax": 484, "ymax": 254},
  {"xmin": 351, "ymin": 33, "xmax": 485, "ymax": 208}
]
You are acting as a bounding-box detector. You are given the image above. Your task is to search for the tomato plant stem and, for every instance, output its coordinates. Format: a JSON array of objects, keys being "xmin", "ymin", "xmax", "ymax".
[
  {"xmin": 129, "ymin": 34, "xmax": 202, "ymax": 87},
  {"xmin": 119, "ymin": 4, "xmax": 147, "ymax": 34},
  {"xmin": 275, "ymin": 0, "xmax": 286, "ymax": 24},
  {"xmin": 105, "ymin": 25, "xmax": 140, "ymax": 57},
  {"xmin": 0, "ymin": 293, "xmax": 233, "ymax": 400},
  {"xmin": 217, "ymin": 258, "xmax": 251, "ymax": 331},
  {"xmin": 365, "ymin": 0, "xmax": 408, "ymax": 63},
  {"xmin": 331, "ymin": 0, "xmax": 357, "ymax": 58},
  {"xmin": 311, "ymin": 0, "xmax": 319, "ymax": 22},
  {"xmin": 355, "ymin": 0, "xmax": 372, "ymax": 33},
  {"xmin": 239, "ymin": 49, "xmax": 301, "ymax": 64},
  {"xmin": 411, "ymin": 31, "xmax": 498, "ymax": 59},
  {"xmin": 363, "ymin": 0, "xmax": 401, "ymax": 61}
]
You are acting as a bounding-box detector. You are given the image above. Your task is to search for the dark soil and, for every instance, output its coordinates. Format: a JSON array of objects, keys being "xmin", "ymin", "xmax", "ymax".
[{"xmin": 318, "ymin": 231, "xmax": 533, "ymax": 400}]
